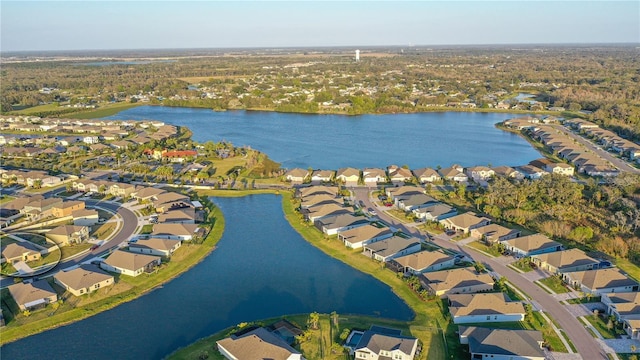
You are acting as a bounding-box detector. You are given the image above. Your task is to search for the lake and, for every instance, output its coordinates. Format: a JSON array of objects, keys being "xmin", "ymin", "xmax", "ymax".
[
  {"xmin": 1, "ymin": 195, "xmax": 413, "ymax": 359},
  {"xmin": 102, "ymin": 106, "xmax": 542, "ymax": 169}
]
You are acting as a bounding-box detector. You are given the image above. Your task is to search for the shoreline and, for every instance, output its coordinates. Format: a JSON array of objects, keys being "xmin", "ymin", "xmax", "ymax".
[{"xmin": 0, "ymin": 201, "xmax": 226, "ymax": 346}]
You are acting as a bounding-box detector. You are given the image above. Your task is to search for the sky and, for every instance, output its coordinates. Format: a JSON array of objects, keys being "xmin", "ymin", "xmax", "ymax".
[{"xmin": 1, "ymin": 1, "xmax": 638, "ymax": 52}]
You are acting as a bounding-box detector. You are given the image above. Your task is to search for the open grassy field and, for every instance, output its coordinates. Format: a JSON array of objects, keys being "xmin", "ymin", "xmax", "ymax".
[
  {"xmin": 67, "ymin": 102, "xmax": 142, "ymax": 119},
  {"xmin": 538, "ymin": 276, "xmax": 570, "ymax": 294}
]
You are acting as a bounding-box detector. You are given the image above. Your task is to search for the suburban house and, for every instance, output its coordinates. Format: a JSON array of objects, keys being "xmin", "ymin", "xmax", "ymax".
[
  {"xmin": 1, "ymin": 242, "xmax": 42, "ymax": 264},
  {"xmin": 152, "ymin": 192, "xmax": 192, "ymax": 213},
  {"xmin": 412, "ymin": 203, "xmax": 458, "ymax": 222},
  {"xmin": 471, "ymin": 224, "xmax": 520, "ymax": 244},
  {"xmin": 362, "ymin": 236, "xmax": 422, "ymax": 262},
  {"xmin": 412, "ymin": 167, "xmax": 441, "ymax": 183},
  {"xmin": 72, "ymin": 208, "xmax": 99, "ymax": 226},
  {"xmin": 602, "ymin": 292, "xmax": 640, "ymax": 340},
  {"xmin": 529, "ymin": 158, "xmax": 575, "ymax": 176},
  {"xmin": 396, "ymin": 194, "xmax": 438, "ymax": 212},
  {"xmin": 8, "ymin": 279, "xmax": 58, "ymax": 311},
  {"xmin": 315, "ymin": 214, "xmax": 369, "ymax": 236},
  {"xmin": 23, "ymin": 197, "xmax": 62, "ymax": 216},
  {"xmin": 157, "ymin": 208, "xmax": 197, "ymax": 224},
  {"xmin": 128, "ymin": 238, "xmax": 182, "ymax": 257},
  {"xmin": 353, "ymin": 326, "xmax": 418, "ymax": 360},
  {"xmin": 391, "ymin": 250, "xmax": 455, "ymax": 274},
  {"xmin": 217, "ymin": 327, "xmax": 305, "ymax": 360},
  {"xmin": 448, "ymin": 293, "xmax": 526, "ymax": 324},
  {"xmin": 362, "ymin": 168, "xmax": 387, "ymax": 186},
  {"xmin": 310, "ymin": 170, "xmax": 335, "ymax": 183},
  {"xmin": 304, "ymin": 203, "xmax": 351, "ymax": 223},
  {"xmin": 458, "ymin": 327, "xmax": 545, "ymax": 360},
  {"xmin": 151, "ymin": 223, "xmax": 201, "ymax": 241},
  {"xmin": 419, "ymin": 268, "xmax": 494, "ymax": 297},
  {"xmin": 500, "ymin": 233, "xmax": 563, "ymax": 257},
  {"xmin": 492, "ymin": 165, "xmax": 525, "ymax": 180},
  {"xmin": 298, "ymin": 185, "xmax": 338, "ymax": 199},
  {"xmin": 53, "ymin": 264, "xmax": 114, "ymax": 297},
  {"xmin": 561, "ymin": 268, "xmax": 638, "ymax": 295},
  {"xmin": 100, "ymin": 250, "xmax": 161, "ymax": 277},
  {"xmin": 46, "ymin": 225, "xmax": 89, "ymax": 246},
  {"xmin": 338, "ymin": 224, "xmax": 393, "ymax": 249},
  {"xmin": 336, "ymin": 167, "xmax": 360, "ymax": 186},
  {"xmin": 51, "ymin": 200, "xmax": 85, "ymax": 218},
  {"xmin": 502, "ymin": 116, "xmax": 540, "ymax": 130},
  {"xmin": 387, "ymin": 165, "xmax": 413, "ymax": 184},
  {"xmin": 109, "ymin": 183, "xmax": 136, "ymax": 198},
  {"xmin": 132, "ymin": 186, "xmax": 166, "ymax": 202},
  {"xmin": 439, "ymin": 212, "xmax": 491, "ymax": 234},
  {"xmin": 300, "ymin": 194, "xmax": 341, "ymax": 209},
  {"xmin": 531, "ymin": 249, "xmax": 600, "ymax": 274},
  {"xmin": 516, "ymin": 165, "xmax": 548, "ymax": 180},
  {"xmin": 438, "ymin": 166, "xmax": 468, "ymax": 182},
  {"xmin": 386, "ymin": 185, "xmax": 424, "ymax": 200},
  {"xmin": 465, "ymin": 166, "xmax": 495, "ymax": 182},
  {"xmin": 284, "ymin": 168, "xmax": 309, "ymax": 184}
]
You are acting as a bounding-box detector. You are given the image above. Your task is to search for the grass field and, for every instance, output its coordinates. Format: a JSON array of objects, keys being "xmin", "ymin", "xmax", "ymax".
[
  {"xmin": 510, "ymin": 258, "xmax": 534, "ymax": 272},
  {"xmin": 538, "ymin": 276, "xmax": 570, "ymax": 294},
  {"xmin": 67, "ymin": 102, "xmax": 142, "ymax": 119},
  {"xmin": 584, "ymin": 315, "xmax": 627, "ymax": 339},
  {"xmin": 466, "ymin": 241, "xmax": 503, "ymax": 257},
  {"xmin": 615, "ymin": 258, "xmax": 640, "ymax": 283}
]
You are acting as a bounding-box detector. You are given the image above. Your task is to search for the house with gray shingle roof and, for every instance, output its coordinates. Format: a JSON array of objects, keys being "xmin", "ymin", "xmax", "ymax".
[
  {"xmin": 412, "ymin": 203, "xmax": 458, "ymax": 222},
  {"xmin": 396, "ymin": 193, "xmax": 438, "ymax": 211},
  {"xmin": 338, "ymin": 224, "xmax": 393, "ymax": 249},
  {"xmin": 439, "ymin": 212, "xmax": 491, "ymax": 234},
  {"xmin": 602, "ymin": 292, "xmax": 640, "ymax": 340},
  {"xmin": 392, "ymin": 250, "xmax": 455, "ymax": 274},
  {"xmin": 315, "ymin": 214, "xmax": 369, "ymax": 236},
  {"xmin": 362, "ymin": 236, "xmax": 421, "ymax": 262},
  {"xmin": 128, "ymin": 238, "xmax": 182, "ymax": 257},
  {"xmin": 459, "ymin": 327, "xmax": 545, "ymax": 360},
  {"xmin": 531, "ymin": 248, "xmax": 599, "ymax": 274},
  {"xmin": 419, "ymin": 267, "xmax": 494, "ymax": 297},
  {"xmin": 471, "ymin": 224, "xmax": 520, "ymax": 244},
  {"xmin": 500, "ymin": 233, "xmax": 562, "ymax": 256},
  {"xmin": 562, "ymin": 268, "xmax": 638, "ymax": 295}
]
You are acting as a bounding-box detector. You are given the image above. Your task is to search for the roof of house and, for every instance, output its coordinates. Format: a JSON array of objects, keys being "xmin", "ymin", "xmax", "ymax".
[
  {"xmin": 2, "ymin": 242, "xmax": 41, "ymax": 259},
  {"xmin": 355, "ymin": 329, "xmax": 417, "ymax": 355},
  {"xmin": 299, "ymin": 186, "xmax": 338, "ymax": 198},
  {"xmin": 442, "ymin": 212, "xmax": 490, "ymax": 229},
  {"xmin": 501, "ymin": 233, "xmax": 561, "ymax": 253},
  {"xmin": 387, "ymin": 185, "xmax": 424, "ymax": 198},
  {"xmin": 420, "ymin": 268, "xmax": 494, "ymax": 292},
  {"xmin": 339, "ymin": 224, "xmax": 393, "ymax": 245},
  {"xmin": 151, "ymin": 223, "xmax": 199, "ymax": 236},
  {"xmin": 414, "ymin": 203, "xmax": 456, "ymax": 217},
  {"xmin": 301, "ymin": 194, "xmax": 340, "ymax": 207},
  {"xmin": 103, "ymin": 250, "xmax": 160, "ymax": 271},
  {"xmin": 604, "ymin": 292, "xmax": 640, "ymax": 316},
  {"xmin": 412, "ymin": 167, "xmax": 440, "ymax": 178},
  {"xmin": 460, "ymin": 327, "xmax": 544, "ymax": 357},
  {"xmin": 394, "ymin": 250, "xmax": 454, "ymax": 271},
  {"xmin": 72, "ymin": 208, "xmax": 99, "ymax": 218},
  {"xmin": 363, "ymin": 236, "xmax": 420, "ymax": 258},
  {"xmin": 492, "ymin": 166, "xmax": 519, "ymax": 177},
  {"xmin": 473, "ymin": 224, "xmax": 520, "ymax": 240},
  {"xmin": 216, "ymin": 327, "xmax": 301, "ymax": 360},
  {"xmin": 157, "ymin": 208, "xmax": 197, "ymax": 222},
  {"xmin": 565, "ymin": 268, "xmax": 638, "ymax": 291},
  {"xmin": 533, "ymin": 249, "xmax": 599, "ymax": 270},
  {"xmin": 8, "ymin": 279, "xmax": 57, "ymax": 307},
  {"xmin": 134, "ymin": 187, "xmax": 166, "ymax": 199},
  {"xmin": 311, "ymin": 169, "xmax": 335, "ymax": 178},
  {"xmin": 438, "ymin": 167, "xmax": 466, "ymax": 178},
  {"xmin": 362, "ymin": 168, "xmax": 386, "ymax": 178},
  {"xmin": 54, "ymin": 264, "xmax": 113, "ymax": 291},
  {"xmin": 397, "ymin": 193, "xmax": 437, "ymax": 207},
  {"xmin": 448, "ymin": 293, "xmax": 525, "ymax": 317},
  {"xmin": 304, "ymin": 203, "xmax": 350, "ymax": 218},
  {"xmin": 317, "ymin": 214, "xmax": 369, "ymax": 229},
  {"xmin": 129, "ymin": 238, "xmax": 181, "ymax": 252},
  {"xmin": 47, "ymin": 225, "xmax": 87, "ymax": 236},
  {"xmin": 152, "ymin": 192, "xmax": 190, "ymax": 206},
  {"xmin": 336, "ymin": 167, "xmax": 360, "ymax": 178},
  {"xmin": 285, "ymin": 168, "xmax": 309, "ymax": 178},
  {"xmin": 53, "ymin": 200, "xmax": 84, "ymax": 210}
]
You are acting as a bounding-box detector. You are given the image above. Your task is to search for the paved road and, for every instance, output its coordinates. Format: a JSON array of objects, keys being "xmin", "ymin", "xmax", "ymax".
[
  {"xmin": 353, "ymin": 187, "xmax": 607, "ymax": 359},
  {"xmin": 551, "ymin": 124, "xmax": 640, "ymax": 174}
]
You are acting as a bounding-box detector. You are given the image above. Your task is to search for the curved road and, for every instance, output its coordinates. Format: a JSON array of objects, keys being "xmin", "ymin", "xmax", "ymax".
[{"xmin": 353, "ymin": 187, "xmax": 606, "ymax": 359}]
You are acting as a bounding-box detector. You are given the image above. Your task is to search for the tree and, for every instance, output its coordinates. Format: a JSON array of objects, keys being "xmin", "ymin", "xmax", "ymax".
[
  {"xmin": 339, "ymin": 328, "xmax": 351, "ymax": 341},
  {"xmin": 307, "ymin": 312, "xmax": 320, "ymax": 330}
]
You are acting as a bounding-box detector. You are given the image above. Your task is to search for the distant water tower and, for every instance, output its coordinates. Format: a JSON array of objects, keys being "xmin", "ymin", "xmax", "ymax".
[{"xmin": 355, "ymin": 49, "xmax": 360, "ymax": 62}]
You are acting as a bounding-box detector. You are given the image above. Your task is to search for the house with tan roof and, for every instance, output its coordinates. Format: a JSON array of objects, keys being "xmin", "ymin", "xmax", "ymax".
[
  {"xmin": 8, "ymin": 279, "xmax": 58, "ymax": 311},
  {"xmin": 438, "ymin": 167, "xmax": 468, "ymax": 182},
  {"xmin": 391, "ymin": 250, "xmax": 455, "ymax": 274},
  {"xmin": 459, "ymin": 327, "xmax": 545, "ymax": 360},
  {"xmin": 310, "ymin": 169, "xmax": 335, "ymax": 183},
  {"xmin": 157, "ymin": 208, "xmax": 197, "ymax": 224},
  {"xmin": 217, "ymin": 327, "xmax": 305, "ymax": 360},
  {"xmin": 516, "ymin": 164, "xmax": 548, "ymax": 179},
  {"xmin": 303, "ymin": 203, "xmax": 351, "ymax": 223},
  {"xmin": 419, "ymin": 267, "xmax": 494, "ymax": 297},
  {"xmin": 72, "ymin": 208, "xmax": 99, "ymax": 226},
  {"xmin": 387, "ymin": 165, "xmax": 413, "ymax": 184},
  {"xmin": 602, "ymin": 292, "xmax": 640, "ymax": 340},
  {"xmin": 51, "ymin": 200, "xmax": 85, "ymax": 218},
  {"xmin": 338, "ymin": 224, "xmax": 393, "ymax": 249},
  {"xmin": 315, "ymin": 214, "xmax": 369, "ymax": 236},
  {"xmin": 531, "ymin": 248, "xmax": 600, "ymax": 274},
  {"xmin": 385, "ymin": 185, "xmax": 423, "ymax": 200},
  {"xmin": 23, "ymin": 197, "xmax": 62, "ymax": 216},
  {"xmin": 439, "ymin": 212, "xmax": 491, "ymax": 234},
  {"xmin": 465, "ymin": 166, "xmax": 495, "ymax": 182},
  {"xmin": 396, "ymin": 193, "xmax": 438, "ymax": 212},
  {"xmin": 362, "ymin": 168, "xmax": 387, "ymax": 186},
  {"xmin": 100, "ymin": 250, "xmax": 161, "ymax": 277},
  {"xmin": 353, "ymin": 326, "xmax": 418, "ymax": 360},
  {"xmin": 151, "ymin": 223, "xmax": 201, "ymax": 241},
  {"xmin": 284, "ymin": 168, "xmax": 309, "ymax": 184},
  {"xmin": 54, "ymin": 264, "xmax": 114, "ymax": 296},
  {"xmin": 132, "ymin": 186, "xmax": 166, "ymax": 201},
  {"xmin": 562, "ymin": 268, "xmax": 638, "ymax": 295},
  {"xmin": 471, "ymin": 224, "xmax": 520, "ymax": 244},
  {"xmin": 492, "ymin": 165, "xmax": 525, "ymax": 180},
  {"xmin": 412, "ymin": 167, "xmax": 441, "ymax": 183},
  {"xmin": 448, "ymin": 293, "xmax": 526, "ymax": 324},
  {"xmin": 300, "ymin": 193, "xmax": 341, "ymax": 209},
  {"xmin": 1, "ymin": 242, "xmax": 42, "ymax": 264},
  {"xmin": 362, "ymin": 236, "xmax": 422, "ymax": 262},
  {"xmin": 412, "ymin": 203, "xmax": 458, "ymax": 222},
  {"xmin": 46, "ymin": 225, "xmax": 89, "ymax": 246},
  {"xmin": 153, "ymin": 192, "xmax": 192, "ymax": 213},
  {"xmin": 298, "ymin": 185, "xmax": 338, "ymax": 199},
  {"xmin": 336, "ymin": 167, "xmax": 360, "ymax": 186},
  {"xmin": 109, "ymin": 182, "xmax": 136, "ymax": 198},
  {"xmin": 129, "ymin": 238, "xmax": 182, "ymax": 257},
  {"xmin": 500, "ymin": 233, "xmax": 562, "ymax": 257}
]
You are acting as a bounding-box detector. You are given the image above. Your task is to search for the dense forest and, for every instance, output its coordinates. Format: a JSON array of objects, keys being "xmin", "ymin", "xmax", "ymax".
[{"xmin": 2, "ymin": 45, "xmax": 639, "ymax": 140}]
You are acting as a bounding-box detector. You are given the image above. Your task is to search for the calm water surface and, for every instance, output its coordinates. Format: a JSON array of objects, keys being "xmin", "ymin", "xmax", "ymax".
[
  {"xmin": 2, "ymin": 195, "xmax": 412, "ymax": 360},
  {"xmin": 103, "ymin": 106, "xmax": 541, "ymax": 169}
]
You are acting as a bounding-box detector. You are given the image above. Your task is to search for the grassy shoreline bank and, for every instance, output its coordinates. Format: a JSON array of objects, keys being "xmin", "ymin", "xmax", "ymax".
[{"xmin": 0, "ymin": 203, "xmax": 226, "ymax": 346}]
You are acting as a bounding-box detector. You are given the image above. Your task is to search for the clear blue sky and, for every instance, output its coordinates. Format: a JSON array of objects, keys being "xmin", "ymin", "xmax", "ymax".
[{"xmin": 1, "ymin": 1, "xmax": 638, "ymax": 52}]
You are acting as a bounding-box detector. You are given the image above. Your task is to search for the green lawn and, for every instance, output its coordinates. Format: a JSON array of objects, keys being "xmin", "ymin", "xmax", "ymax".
[
  {"xmin": 584, "ymin": 315, "xmax": 627, "ymax": 339},
  {"xmin": 537, "ymin": 276, "xmax": 570, "ymax": 294},
  {"xmin": 510, "ymin": 258, "xmax": 534, "ymax": 272},
  {"xmin": 67, "ymin": 102, "xmax": 142, "ymax": 119},
  {"xmin": 566, "ymin": 296, "xmax": 601, "ymax": 305},
  {"xmin": 466, "ymin": 241, "xmax": 502, "ymax": 257},
  {"xmin": 60, "ymin": 243, "xmax": 92, "ymax": 260},
  {"xmin": 615, "ymin": 258, "xmax": 640, "ymax": 283}
]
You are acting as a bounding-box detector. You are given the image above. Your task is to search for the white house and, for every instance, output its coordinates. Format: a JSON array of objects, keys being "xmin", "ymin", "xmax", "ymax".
[{"xmin": 100, "ymin": 250, "xmax": 161, "ymax": 277}]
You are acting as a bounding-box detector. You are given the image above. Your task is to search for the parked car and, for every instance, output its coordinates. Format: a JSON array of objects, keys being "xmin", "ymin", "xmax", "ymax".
[{"xmin": 368, "ymin": 208, "xmax": 377, "ymax": 216}]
